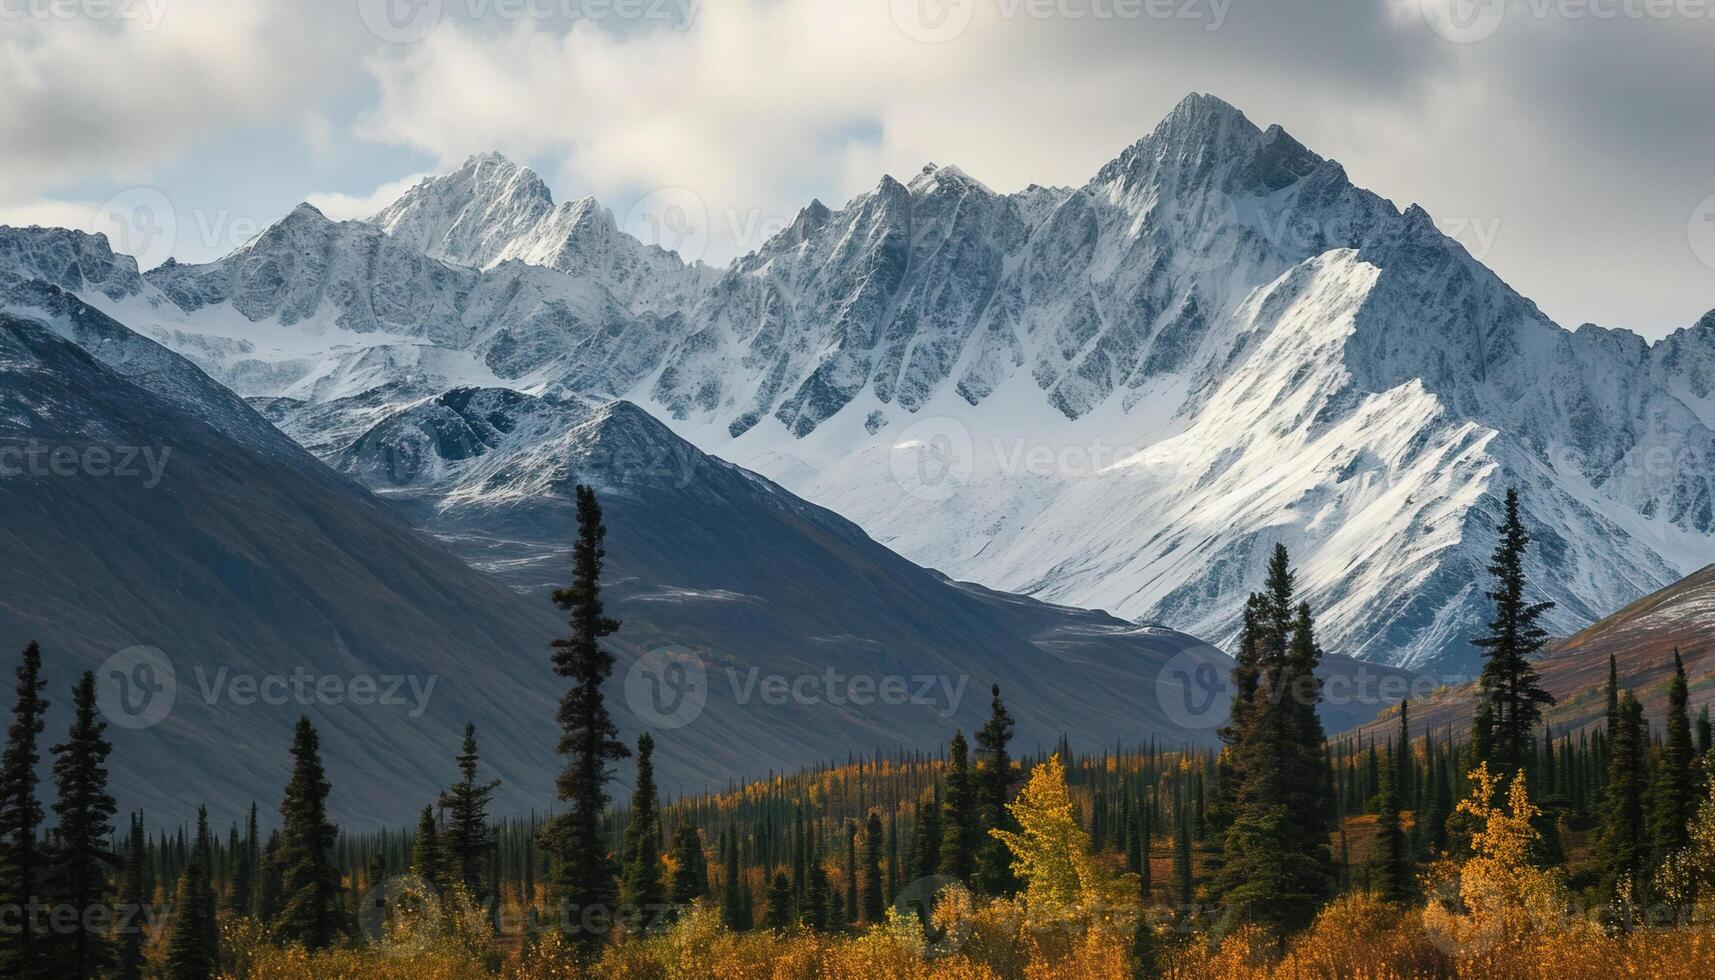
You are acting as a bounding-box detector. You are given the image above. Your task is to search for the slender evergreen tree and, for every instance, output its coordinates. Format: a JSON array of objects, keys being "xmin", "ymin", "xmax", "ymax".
[
  {"xmin": 666, "ymin": 824, "xmax": 706, "ymax": 906},
  {"xmin": 1651, "ymin": 649, "xmax": 1697, "ymax": 864},
  {"xmin": 1599, "ymin": 692, "xmax": 1650, "ymax": 903},
  {"xmin": 115, "ymin": 814, "xmax": 147, "ymax": 980},
  {"xmin": 229, "ymin": 803, "xmax": 258, "ymax": 917},
  {"xmin": 1370, "ymin": 757, "xmax": 1412, "ymax": 903},
  {"xmin": 274, "ymin": 717, "xmax": 344, "ymax": 950},
  {"xmin": 938, "ymin": 731, "xmax": 979, "ymax": 882},
  {"xmin": 620, "ymin": 733, "xmax": 665, "ymax": 933},
  {"xmin": 544, "ymin": 485, "xmax": 630, "ymax": 947},
  {"xmin": 1470, "ymin": 489, "xmax": 1556, "ymax": 782},
  {"xmin": 45, "ymin": 671, "xmax": 117, "ymax": 979},
  {"xmin": 763, "ymin": 871, "xmax": 794, "ymax": 930},
  {"xmin": 912, "ymin": 786, "xmax": 941, "ymax": 881},
  {"xmin": 165, "ymin": 807, "xmax": 217, "ymax": 980},
  {"xmin": 719, "ymin": 825, "xmax": 746, "ymax": 931},
  {"xmin": 0, "ymin": 642, "xmax": 50, "ymax": 979},
  {"xmin": 973, "ymin": 685, "xmax": 1020, "ymax": 896},
  {"xmin": 412, "ymin": 806, "xmax": 449, "ymax": 892},
  {"xmin": 861, "ymin": 811, "xmax": 885, "ymax": 924},
  {"xmin": 162, "ymin": 863, "xmax": 214, "ymax": 980},
  {"xmin": 439, "ymin": 723, "xmax": 500, "ymax": 904},
  {"xmin": 1213, "ymin": 547, "xmax": 1336, "ymax": 938}
]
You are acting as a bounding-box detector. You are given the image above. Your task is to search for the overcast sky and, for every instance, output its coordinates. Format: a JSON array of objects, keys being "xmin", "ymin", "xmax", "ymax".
[{"xmin": 2, "ymin": 0, "xmax": 1711, "ymax": 336}]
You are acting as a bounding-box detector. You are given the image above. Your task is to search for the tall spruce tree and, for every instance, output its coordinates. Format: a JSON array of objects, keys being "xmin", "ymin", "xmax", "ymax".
[
  {"xmin": 545, "ymin": 485, "xmax": 630, "ymax": 946},
  {"xmin": 973, "ymin": 685, "xmax": 1020, "ymax": 896},
  {"xmin": 164, "ymin": 808, "xmax": 217, "ymax": 980},
  {"xmin": 719, "ymin": 825, "xmax": 746, "ymax": 931},
  {"xmin": 861, "ymin": 811, "xmax": 885, "ymax": 924},
  {"xmin": 1650, "ymin": 649, "xmax": 1698, "ymax": 864},
  {"xmin": 0, "ymin": 642, "xmax": 50, "ymax": 979},
  {"xmin": 1599, "ymin": 692, "xmax": 1650, "ymax": 903},
  {"xmin": 1470, "ymin": 489, "xmax": 1556, "ymax": 782},
  {"xmin": 913, "ymin": 786, "xmax": 941, "ymax": 881},
  {"xmin": 162, "ymin": 863, "xmax": 214, "ymax": 980},
  {"xmin": 1213, "ymin": 547, "xmax": 1336, "ymax": 939},
  {"xmin": 938, "ymin": 731, "xmax": 979, "ymax": 882},
  {"xmin": 439, "ymin": 723, "xmax": 501, "ymax": 903},
  {"xmin": 620, "ymin": 733, "xmax": 665, "ymax": 933},
  {"xmin": 763, "ymin": 871, "xmax": 794, "ymax": 931},
  {"xmin": 229, "ymin": 803, "xmax": 258, "ymax": 917},
  {"xmin": 1370, "ymin": 756, "xmax": 1412, "ymax": 903},
  {"xmin": 47, "ymin": 671, "xmax": 118, "ymax": 979},
  {"xmin": 274, "ymin": 717, "xmax": 344, "ymax": 950},
  {"xmin": 115, "ymin": 813, "xmax": 148, "ymax": 980},
  {"xmin": 666, "ymin": 824, "xmax": 706, "ymax": 906},
  {"xmin": 412, "ymin": 806, "xmax": 449, "ymax": 892}
]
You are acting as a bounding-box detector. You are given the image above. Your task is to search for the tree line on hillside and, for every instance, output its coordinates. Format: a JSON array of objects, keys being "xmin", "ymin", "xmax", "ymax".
[{"xmin": 2, "ymin": 486, "xmax": 1715, "ymax": 977}]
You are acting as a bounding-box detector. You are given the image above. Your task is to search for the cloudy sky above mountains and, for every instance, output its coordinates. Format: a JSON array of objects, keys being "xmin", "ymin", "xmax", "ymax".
[{"xmin": 2, "ymin": 0, "xmax": 1711, "ymax": 336}]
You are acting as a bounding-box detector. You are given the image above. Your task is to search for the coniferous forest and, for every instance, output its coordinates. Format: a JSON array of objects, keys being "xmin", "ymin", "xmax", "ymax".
[{"xmin": 4, "ymin": 486, "xmax": 1715, "ymax": 979}]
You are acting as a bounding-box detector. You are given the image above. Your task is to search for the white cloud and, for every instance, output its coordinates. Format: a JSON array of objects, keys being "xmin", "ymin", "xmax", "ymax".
[
  {"xmin": 306, "ymin": 173, "xmax": 434, "ymax": 221},
  {"xmin": 0, "ymin": 0, "xmax": 361, "ymax": 202}
]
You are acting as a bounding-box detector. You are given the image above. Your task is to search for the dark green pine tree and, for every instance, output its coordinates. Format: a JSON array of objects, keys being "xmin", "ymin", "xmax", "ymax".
[
  {"xmin": 1214, "ymin": 547, "xmax": 1337, "ymax": 939},
  {"xmin": 620, "ymin": 733, "xmax": 665, "ymax": 933},
  {"xmin": 439, "ymin": 723, "xmax": 501, "ymax": 904},
  {"xmin": 164, "ymin": 807, "xmax": 217, "ymax": 980},
  {"xmin": 804, "ymin": 861, "xmax": 832, "ymax": 932},
  {"xmin": 1138, "ymin": 792, "xmax": 1153, "ymax": 902},
  {"xmin": 861, "ymin": 811, "xmax": 885, "ymax": 924},
  {"xmin": 46, "ymin": 671, "xmax": 118, "ymax": 980},
  {"xmin": 0, "ymin": 642, "xmax": 50, "ymax": 979},
  {"xmin": 229, "ymin": 803, "xmax": 258, "ymax": 916},
  {"xmin": 256, "ymin": 831, "xmax": 284, "ymax": 924},
  {"xmin": 912, "ymin": 786, "xmax": 941, "ymax": 881},
  {"xmin": 973, "ymin": 685, "xmax": 1020, "ymax": 896},
  {"xmin": 544, "ymin": 485, "xmax": 630, "ymax": 947},
  {"xmin": 162, "ymin": 860, "xmax": 215, "ymax": 980},
  {"xmin": 938, "ymin": 731, "xmax": 979, "ymax": 882},
  {"xmin": 1650, "ymin": 649, "xmax": 1698, "ymax": 864},
  {"xmin": 1173, "ymin": 791, "xmax": 1193, "ymax": 908},
  {"xmin": 412, "ymin": 806, "xmax": 449, "ymax": 892},
  {"xmin": 843, "ymin": 821, "xmax": 858, "ymax": 925},
  {"xmin": 115, "ymin": 814, "xmax": 148, "ymax": 980},
  {"xmin": 273, "ymin": 717, "xmax": 345, "ymax": 950},
  {"xmin": 1470, "ymin": 489, "xmax": 1556, "ymax": 782},
  {"xmin": 763, "ymin": 871, "xmax": 794, "ymax": 930},
  {"xmin": 1369, "ymin": 757, "xmax": 1412, "ymax": 903},
  {"xmin": 720, "ymin": 825, "xmax": 747, "ymax": 931},
  {"xmin": 1598, "ymin": 692, "xmax": 1650, "ymax": 904},
  {"xmin": 666, "ymin": 824, "xmax": 707, "ymax": 907}
]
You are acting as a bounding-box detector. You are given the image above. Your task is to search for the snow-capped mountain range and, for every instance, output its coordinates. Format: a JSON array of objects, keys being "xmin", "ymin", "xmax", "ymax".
[{"xmin": 6, "ymin": 93, "xmax": 1712, "ymax": 674}]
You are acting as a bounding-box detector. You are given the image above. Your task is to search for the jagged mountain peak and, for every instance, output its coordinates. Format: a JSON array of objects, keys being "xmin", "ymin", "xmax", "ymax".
[{"xmin": 0, "ymin": 224, "xmax": 146, "ymax": 300}]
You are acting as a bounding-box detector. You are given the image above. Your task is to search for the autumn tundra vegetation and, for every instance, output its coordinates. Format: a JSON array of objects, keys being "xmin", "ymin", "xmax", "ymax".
[{"xmin": 4, "ymin": 487, "xmax": 1715, "ymax": 978}]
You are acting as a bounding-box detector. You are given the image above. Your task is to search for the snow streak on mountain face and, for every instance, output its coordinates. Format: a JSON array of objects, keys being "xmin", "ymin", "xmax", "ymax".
[{"xmin": 5, "ymin": 93, "xmax": 1713, "ymax": 674}]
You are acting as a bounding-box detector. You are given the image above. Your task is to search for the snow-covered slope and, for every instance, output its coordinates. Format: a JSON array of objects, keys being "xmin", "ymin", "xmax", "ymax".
[{"xmin": 6, "ymin": 93, "xmax": 1713, "ymax": 674}]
